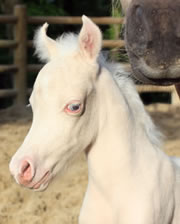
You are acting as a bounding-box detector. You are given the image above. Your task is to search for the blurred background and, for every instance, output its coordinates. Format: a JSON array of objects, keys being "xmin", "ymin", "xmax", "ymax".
[{"xmin": 0, "ymin": 1, "xmax": 180, "ymax": 224}]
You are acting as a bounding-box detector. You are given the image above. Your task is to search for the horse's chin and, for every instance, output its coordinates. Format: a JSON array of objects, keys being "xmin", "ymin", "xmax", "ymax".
[
  {"xmin": 129, "ymin": 53, "xmax": 180, "ymax": 86},
  {"xmin": 131, "ymin": 69, "xmax": 180, "ymax": 86},
  {"xmin": 143, "ymin": 77, "xmax": 180, "ymax": 86}
]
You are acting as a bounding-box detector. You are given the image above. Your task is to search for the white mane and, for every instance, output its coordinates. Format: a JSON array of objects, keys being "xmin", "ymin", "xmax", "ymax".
[
  {"xmin": 100, "ymin": 56, "xmax": 163, "ymax": 149},
  {"xmin": 56, "ymin": 33, "xmax": 79, "ymax": 56}
]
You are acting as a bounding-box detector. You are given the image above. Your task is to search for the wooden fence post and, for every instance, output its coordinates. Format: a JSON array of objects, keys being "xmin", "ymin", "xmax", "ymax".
[{"xmin": 13, "ymin": 5, "xmax": 27, "ymax": 107}]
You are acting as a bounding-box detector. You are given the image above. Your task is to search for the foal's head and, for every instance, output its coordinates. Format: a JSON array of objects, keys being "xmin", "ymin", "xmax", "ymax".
[{"xmin": 9, "ymin": 16, "xmax": 102, "ymax": 191}]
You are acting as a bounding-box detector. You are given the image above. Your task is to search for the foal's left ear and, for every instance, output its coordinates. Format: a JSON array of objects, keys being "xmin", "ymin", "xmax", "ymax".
[{"xmin": 79, "ymin": 15, "xmax": 102, "ymax": 60}]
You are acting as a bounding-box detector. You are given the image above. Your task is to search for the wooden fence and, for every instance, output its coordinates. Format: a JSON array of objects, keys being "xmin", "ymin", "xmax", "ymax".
[{"xmin": 0, "ymin": 5, "xmax": 178, "ymax": 108}]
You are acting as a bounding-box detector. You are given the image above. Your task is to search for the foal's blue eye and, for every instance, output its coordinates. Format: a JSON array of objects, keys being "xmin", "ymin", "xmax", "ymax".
[
  {"xmin": 65, "ymin": 101, "xmax": 82, "ymax": 114},
  {"xmin": 68, "ymin": 103, "xmax": 81, "ymax": 111}
]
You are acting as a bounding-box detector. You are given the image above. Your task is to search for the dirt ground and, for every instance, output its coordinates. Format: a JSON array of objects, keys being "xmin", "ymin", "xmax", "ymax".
[{"xmin": 0, "ymin": 104, "xmax": 180, "ymax": 224}]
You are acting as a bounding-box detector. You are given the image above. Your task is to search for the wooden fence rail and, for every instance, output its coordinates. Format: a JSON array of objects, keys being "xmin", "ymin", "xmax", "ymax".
[
  {"xmin": 0, "ymin": 4, "xmax": 178, "ymax": 107},
  {"xmin": 28, "ymin": 16, "xmax": 124, "ymax": 25},
  {"xmin": 0, "ymin": 15, "xmax": 17, "ymax": 23}
]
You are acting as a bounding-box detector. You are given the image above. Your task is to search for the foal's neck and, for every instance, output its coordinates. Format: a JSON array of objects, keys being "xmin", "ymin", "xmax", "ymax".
[
  {"xmin": 88, "ymin": 68, "xmax": 136, "ymax": 167},
  {"xmin": 86, "ymin": 68, "xmax": 160, "ymax": 194}
]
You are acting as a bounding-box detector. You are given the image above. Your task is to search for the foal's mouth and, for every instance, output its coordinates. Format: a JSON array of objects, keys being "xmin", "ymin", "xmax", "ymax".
[{"xmin": 30, "ymin": 171, "xmax": 51, "ymax": 191}]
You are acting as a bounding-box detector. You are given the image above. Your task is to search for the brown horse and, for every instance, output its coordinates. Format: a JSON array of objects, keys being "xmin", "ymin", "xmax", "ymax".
[{"xmin": 120, "ymin": 0, "xmax": 180, "ymax": 94}]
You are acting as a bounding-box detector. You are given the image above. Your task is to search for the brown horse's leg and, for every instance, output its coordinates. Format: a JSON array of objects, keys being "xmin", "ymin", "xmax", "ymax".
[{"xmin": 175, "ymin": 84, "xmax": 180, "ymax": 99}]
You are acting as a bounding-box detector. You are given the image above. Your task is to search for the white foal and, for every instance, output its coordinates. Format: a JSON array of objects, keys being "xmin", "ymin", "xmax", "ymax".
[{"xmin": 9, "ymin": 16, "xmax": 180, "ymax": 224}]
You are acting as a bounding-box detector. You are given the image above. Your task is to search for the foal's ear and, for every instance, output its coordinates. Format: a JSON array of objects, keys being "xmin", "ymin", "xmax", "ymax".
[
  {"xmin": 33, "ymin": 23, "xmax": 59, "ymax": 62},
  {"xmin": 79, "ymin": 15, "xmax": 102, "ymax": 60}
]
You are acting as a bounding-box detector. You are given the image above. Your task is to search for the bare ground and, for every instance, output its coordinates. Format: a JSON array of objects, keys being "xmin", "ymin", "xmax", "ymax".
[{"xmin": 0, "ymin": 104, "xmax": 180, "ymax": 224}]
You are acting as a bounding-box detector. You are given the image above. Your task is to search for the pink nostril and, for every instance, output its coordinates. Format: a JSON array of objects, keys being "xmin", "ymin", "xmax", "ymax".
[{"xmin": 18, "ymin": 159, "xmax": 34, "ymax": 186}]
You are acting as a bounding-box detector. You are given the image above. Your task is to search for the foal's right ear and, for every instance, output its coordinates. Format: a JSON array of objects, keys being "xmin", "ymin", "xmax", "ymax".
[
  {"xmin": 79, "ymin": 15, "xmax": 102, "ymax": 61},
  {"xmin": 33, "ymin": 23, "xmax": 59, "ymax": 62}
]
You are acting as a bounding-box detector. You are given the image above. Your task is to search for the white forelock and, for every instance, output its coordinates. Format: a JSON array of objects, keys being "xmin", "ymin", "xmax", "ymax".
[
  {"xmin": 34, "ymin": 27, "xmax": 79, "ymax": 62},
  {"xmin": 55, "ymin": 33, "xmax": 79, "ymax": 57}
]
